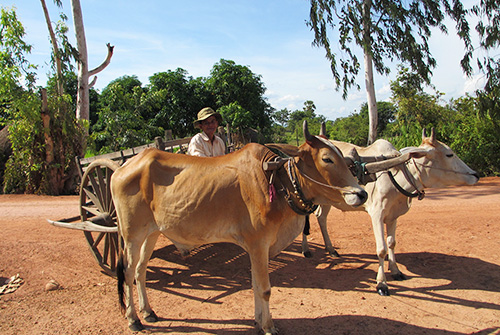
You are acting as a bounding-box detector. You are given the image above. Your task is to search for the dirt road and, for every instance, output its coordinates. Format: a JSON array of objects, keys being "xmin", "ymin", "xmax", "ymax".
[{"xmin": 1, "ymin": 177, "xmax": 499, "ymax": 334}]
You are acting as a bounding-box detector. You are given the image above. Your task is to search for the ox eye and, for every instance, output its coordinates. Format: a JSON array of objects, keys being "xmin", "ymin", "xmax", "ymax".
[
  {"xmin": 322, "ymin": 157, "xmax": 334, "ymax": 164},
  {"xmin": 446, "ymin": 154, "xmax": 453, "ymax": 158}
]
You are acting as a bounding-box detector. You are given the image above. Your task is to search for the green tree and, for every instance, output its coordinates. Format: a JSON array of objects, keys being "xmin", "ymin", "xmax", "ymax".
[
  {"xmin": 308, "ymin": 0, "xmax": 473, "ymax": 144},
  {"xmin": 472, "ymin": 2, "xmax": 500, "ymax": 82},
  {"xmin": 387, "ymin": 67, "xmax": 453, "ymax": 148},
  {"xmin": 0, "ymin": 6, "xmax": 37, "ymax": 114},
  {"xmin": 446, "ymin": 95, "xmax": 500, "ymax": 176},
  {"xmin": 475, "ymin": 58, "xmax": 500, "ymax": 123},
  {"xmin": 206, "ymin": 59, "xmax": 273, "ymax": 138},
  {"xmin": 329, "ymin": 111, "xmax": 368, "ymax": 146},
  {"xmin": 90, "ymin": 75, "xmax": 152, "ymax": 154},
  {"xmin": 273, "ymin": 108, "xmax": 290, "ymax": 127},
  {"xmin": 326, "ymin": 100, "xmax": 395, "ymax": 145},
  {"xmin": 286, "ymin": 100, "xmax": 326, "ymax": 144},
  {"xmin": 142, "ymin": 68, "xmax": 213, "ymax": 138},
  {"xmin": 218, "ymin": 102, "xmax": 252, "ymax": 130},
  {"xmin": 1, "ymin": 6, "xmax": 84, "ymax": 194}
]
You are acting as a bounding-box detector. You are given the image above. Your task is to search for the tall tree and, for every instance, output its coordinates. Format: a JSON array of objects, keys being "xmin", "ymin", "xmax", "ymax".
[
  {"xmin": 308, "ymin": 0, "xmax": 472, "ymax": 144},
  {"xmin": 472, "ymin": 1, "xmax": 500, "ymax": 78},
  {"xmin": 206, "ymin": 59, "xmax": 273, "ymax": 133},
  {"xmin": 41, "ymin": 0, "xmax": 64, "ymax": 96},
  {"xmin": 142, "ymin": 68, "xmax": 212, "ymax": 138},
  {"xmin": 66, "ymin": 0, "xmax": 114, "ymax": 122},
  {"xmin": 1, "ymin": 6, "xmax": 84, "ymax": 194},
  {"xmin": 91, "ymin": 75, "xmax": 152, "ymax": 154}
]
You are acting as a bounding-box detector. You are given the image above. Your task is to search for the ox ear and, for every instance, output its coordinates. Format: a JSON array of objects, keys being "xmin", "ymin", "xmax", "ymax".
[{"xmin": 265, "ymin": 143, "xmax": 300, "ymax": 157}]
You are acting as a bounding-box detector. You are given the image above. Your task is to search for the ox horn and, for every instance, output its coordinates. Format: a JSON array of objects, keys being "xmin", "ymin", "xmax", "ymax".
[
  {"xmin": 363, "ymin": 151, "xmax": 427, "ymax": 174},
  {"xmin": 422, "ymin": 127, "xmax": 437, "ymax": 143},
  {"xmin": 430, "ymin": 127, "xmax": 436, "ymax": 143},
  {"xmin": 320, "ymin": 122, "xmax": 327, "ymax": 137},
  {"xmin": 303, "ymin": 120, "xmax": 314, "ymax": 143}
]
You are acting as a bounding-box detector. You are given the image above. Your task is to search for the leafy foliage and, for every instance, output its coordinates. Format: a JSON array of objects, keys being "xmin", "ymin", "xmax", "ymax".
[
  {"xmin": 275, "ymin": 101, "xmax": 326, "ymax": 144},
  {"xmin": 444, "ymin": 96, "xmax": 500, "ymax": 176},
  {"xmin": 90, "ymin": 60, "xmax": 275, "ymax": 154},
  {"xmin": 327, "ymin": 101, "xmax": 396, "ymax": 146},
  {"xmin": 206, "ymin": 59, "xmax": 273, "ymax": 135},
  {"xmin": 1, "ymin": 6, "xmax": 84, "ymax": 194},
  {"xmin": 307, "ymin": 0, "xmax": 473, "ymax": 99},
  {"xmin": 89, "ymin": 75, "xmax": 154, "ymax": 154},
  {"xmin": 1, "ymin": 7, "xmax": 37, "ymax": 120},
  {"xmin": 3, "ymin": 90, "xmax": 85, "ymax": 194},
  {"xmin": 218, "ymin": 102, "xmax": 252, "ymax": 130},
  {"xmin": 329, "ymin": 67, "xmax": 500, "ymax": 176},
  {"xmin": 143, "ymin": 69, "xmax": 212, "ymax": 138}
]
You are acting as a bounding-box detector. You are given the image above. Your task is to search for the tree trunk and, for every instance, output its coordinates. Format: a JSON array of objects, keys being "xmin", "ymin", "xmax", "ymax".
[
  {"xmin": 71, "ymin": 0, "xmax": 89, "ymax": 122},
  {"xmin": 364, "ymin": 52, "xmax": 378, "ymax": 145},
  {"xmin": 362, "ymin": 0, "xmax": 378, "ymax": 145},
  {"xmin": 41, "ymin": 89, "xmax": 64, "ymax": 195},
  {"xmin": 40, "ymin": 0, "xmax": 64, "ymax": 96}
]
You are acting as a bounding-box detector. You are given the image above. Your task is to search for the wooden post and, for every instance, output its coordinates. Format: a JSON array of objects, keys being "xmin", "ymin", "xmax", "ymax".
[
  {"xmin": 154, "ymin": 136, "xmax": 165, "ymax": 151},
  {"xmin": 165, "ymin": 130, "xmax": 173, "ymax": 141}
]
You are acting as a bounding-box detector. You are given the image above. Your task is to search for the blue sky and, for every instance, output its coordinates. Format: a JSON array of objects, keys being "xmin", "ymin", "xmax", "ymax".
[{"xmin": 6, "ymin": 0, "xmax": 488, "ymax": 121}]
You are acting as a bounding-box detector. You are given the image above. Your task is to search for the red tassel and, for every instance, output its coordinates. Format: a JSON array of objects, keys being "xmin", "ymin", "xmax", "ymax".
[{"xmin": 269, "ymin": 184, "xmax": 276, "ymax": 202}]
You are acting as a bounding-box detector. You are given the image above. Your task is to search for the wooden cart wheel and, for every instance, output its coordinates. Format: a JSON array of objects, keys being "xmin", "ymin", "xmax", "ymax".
[{"xmin": 79, "ymin": 159, "xmax": 122, "ymax": 277}]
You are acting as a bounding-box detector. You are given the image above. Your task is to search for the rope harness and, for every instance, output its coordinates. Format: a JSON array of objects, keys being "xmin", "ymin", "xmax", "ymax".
[
  {"xmin": 263, "ymin": 146, "xmax": 319, "ymax": 236},
  {"xmin": 387, "ymin": 165, "xmax": 426, "ymax": 200},
  {"xmin": 347, "ymin": 155, "xmax": 426, "ymax": 200}
]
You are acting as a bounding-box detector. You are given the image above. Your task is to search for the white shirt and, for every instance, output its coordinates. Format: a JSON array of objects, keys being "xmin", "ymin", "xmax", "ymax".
[{"xmin": 187, "ymin": 132, "xmax": 226, "ymax": 157}]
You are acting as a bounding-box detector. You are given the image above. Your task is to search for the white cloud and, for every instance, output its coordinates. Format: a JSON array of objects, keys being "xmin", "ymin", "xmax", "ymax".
[{"xmin": 462, "ymin": 73, "xmax": 487, "ymax": 94}]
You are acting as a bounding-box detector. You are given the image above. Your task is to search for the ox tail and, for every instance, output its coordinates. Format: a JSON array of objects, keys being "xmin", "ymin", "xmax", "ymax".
[{"xmin": 117, "ymin": 255, "xmax": 126, "ymax": 314}]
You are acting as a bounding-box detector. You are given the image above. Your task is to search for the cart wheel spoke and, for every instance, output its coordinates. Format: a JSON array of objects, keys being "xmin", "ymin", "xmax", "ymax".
[
  {"xmin": 92, "ymin": 232, "xmax": 105, "ymax": 249},
  {"xmin": 82, "ymin": 186, "xmax": 103, "ymax": 213},
  {"xmin": 86, "ymin": 173, "xmax": 105, "ymax": 212},
  {"xmin": 81, "ymin": 205, "xmax": 102, "ymax": 218},
  {"xmin": 80, "ymin": 159, "xmax": 121, "ymax": 277},
  {"xmin": 105, "ymin": 168, "xmax": 114, "ymax": 212}
]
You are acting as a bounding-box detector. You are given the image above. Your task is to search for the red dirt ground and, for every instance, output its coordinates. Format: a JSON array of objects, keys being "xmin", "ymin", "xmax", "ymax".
[{"xmin": 1, "ymin": 177, "xmax": 499, "ymax": 335}]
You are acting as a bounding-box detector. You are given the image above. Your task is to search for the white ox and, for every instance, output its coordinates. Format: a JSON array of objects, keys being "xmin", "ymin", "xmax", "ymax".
[
  {"xmin": 302, "ymin": 129, "xmax": 479, "ymax": 296},
  {"xmin": 111, "ymin": 123, "xmax": 367, "ymax": 334}
]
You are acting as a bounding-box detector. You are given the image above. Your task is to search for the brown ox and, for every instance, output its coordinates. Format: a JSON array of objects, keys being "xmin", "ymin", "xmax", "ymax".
[
  {"xmin": 301, "ymin": 129, "xmax": 479, "ymax": 296},
  {"xmin": 111, "ymin": 123, "xmax": 367, "ymax": 334}
]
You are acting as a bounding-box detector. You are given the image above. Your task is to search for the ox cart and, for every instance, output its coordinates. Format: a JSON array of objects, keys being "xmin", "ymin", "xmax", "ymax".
[
  {"xmin": 47, "ymin": 127, "xmax": 417, "ymax": 278},
  {"xmin": 47, "ymin": 134, "xmax": 193, "ymax": 276}
]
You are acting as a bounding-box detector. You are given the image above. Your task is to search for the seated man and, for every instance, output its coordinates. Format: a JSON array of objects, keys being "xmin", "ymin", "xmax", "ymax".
[{"xmin": 187, "ymin": 107, "xmax": 226, "ymax": 157}]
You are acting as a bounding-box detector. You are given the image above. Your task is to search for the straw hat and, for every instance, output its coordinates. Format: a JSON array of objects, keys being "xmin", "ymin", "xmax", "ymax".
[{"xmin": 193, "ymin": 107, "xmax": 223, "ymax": 128}]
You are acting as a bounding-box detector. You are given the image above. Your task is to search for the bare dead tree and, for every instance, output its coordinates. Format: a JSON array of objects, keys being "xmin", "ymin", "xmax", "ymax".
[{"xmin": 70, "ymin": 0, "xmax": 114, "ymax": 121}]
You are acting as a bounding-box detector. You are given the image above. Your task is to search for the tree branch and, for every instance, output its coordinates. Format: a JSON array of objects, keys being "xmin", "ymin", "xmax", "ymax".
[
  {"xmin": 89, "ymin": 43, "xmax": 114, "ymax": 77},
  {"xmin": 88, "ymin": 75, "xmax": 97, "ymax": 89}
]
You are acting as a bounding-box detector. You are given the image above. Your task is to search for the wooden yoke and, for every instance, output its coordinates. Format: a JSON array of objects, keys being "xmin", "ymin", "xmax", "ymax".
[
  {"xmin": 262, "ymin": 157, "xmax": 289, "ymax": 171},
  {"xmin": 363, "ymin": 151, "xmax": 426, "ymax": 174}
]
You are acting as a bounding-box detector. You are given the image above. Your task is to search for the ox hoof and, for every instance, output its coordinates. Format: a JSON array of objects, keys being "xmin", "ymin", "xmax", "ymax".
[
  {"xmin": 392, "ymin": 272, "xmax": 408, "ymax": 281},
  {"xmin": 303, "ymin": 250, "xmax": 313, "ymax": 258},
  {"xmin": 144, "ymin": 311, "xmax": 159, "ymax": 323},
  {"xmin": 328, "ymin": 249, "xmax": 340, "ymax": 258},
  {"xmin": 129, "ymin": 320, "xmax": 145, "ymax": 332},
  {"xmin": 261, "ymin": 327, "xmax": 279, "ymax": 335},
  {"xmin": 376, "ymin": 283, "xmax": 390, "ymax": 296}
]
